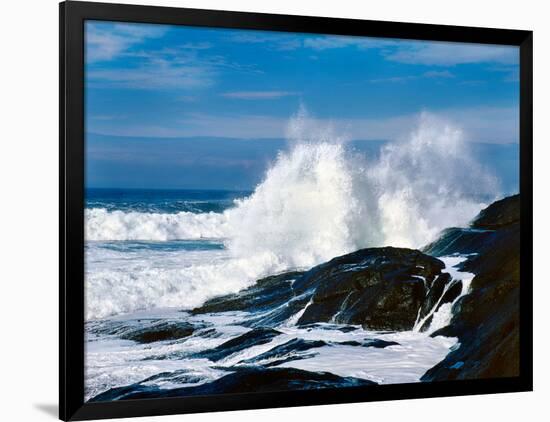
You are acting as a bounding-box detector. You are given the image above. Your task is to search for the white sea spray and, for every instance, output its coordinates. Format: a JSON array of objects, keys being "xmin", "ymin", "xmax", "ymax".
[{"xmin": 84, "ymin": 110, "xmax": 499, "ymax": 320}]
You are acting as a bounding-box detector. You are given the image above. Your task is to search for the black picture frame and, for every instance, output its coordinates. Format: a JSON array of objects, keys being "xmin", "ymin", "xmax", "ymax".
[{"xmin": 60, "ymin": 1, "xmax": 533, "ymax": 420}]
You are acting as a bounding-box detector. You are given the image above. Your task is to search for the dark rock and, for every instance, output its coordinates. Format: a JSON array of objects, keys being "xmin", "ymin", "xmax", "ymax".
[
  {"xmin": 239, "ymin": 338, "xmax": 328, "ymax": 367},
  {"xmin": 336, "ymin": 325, "xmax": 360, "ymax": 333},
  {"xmin": 119, "ymin": 321, "xmax": 196, "ymax": 344},
  {"xmin": 422, "ymin": 227, "xmax": 496, "ymax": 257},
  {"xmin": 297, "ymin": 323, "xmax": 359, "ymax": 332},
  {"xmin": 194, "ymin": 328, "xmax": 281, "ymax": 362},
  {"xmin": 239, "ymin": 292, "xmax": 311, "ymax": 328},
  {"xmin": 363, "ymin": 339, "xmax": 400, "ymax": 348},
  {"xmin": 418, "ymin": 273, "xmax": 451, "ymax": 321},
  {"xmin": 471, "ymin": 194, "xmax": 519, "ymax": 230},
  {"xmin": 438, "ymin": 281, "xmax": 463, "ymax": 308},
  {"xmin": 194, "ymin": 327, "xmax": 222, "ymax": 339},
  {"xmin": 422, "ymin": 194, "xmax": 520, "ymax": 381},
  {"xmin": 337, "ymin": 339, "xmax": 399, "ymax": 348},
  {"xmin": 191, "ymin": 271, "xmax": 310, "ymax": 328},
  {"xmin": 137, "ymin": 369, "xmax": 204, "ymax": 386},
  {"xmin": 191, "ymin": 247, "xmax": 451, "ymax": 332},
  {"xmin": 417, "ymin": 315, "xmax": 434, "ymax": 333},
  {"xmin": 90, "ymin": 367, "xmax": 377, "ymax": 401},
  {"xmin": 423, "ymin": 195, "xmax": 519, "ymax": 256},
  {"xmin": 295, "ymin": 247, "xmax": 446, "ymax": 331},
  {"xmin": 87, "ymin": 318, "xmax": 201, "ymax": 344},
  {"xmin": 418, "ymin": 279, "xmax": 464, "ymax": 333},
  {"xmin": 191, "ymin": 271, "xmax": 304, "ymax": 315},
  {"xmin": 332, "ymin": 340, "xmax": 361, "ymax": 346}
]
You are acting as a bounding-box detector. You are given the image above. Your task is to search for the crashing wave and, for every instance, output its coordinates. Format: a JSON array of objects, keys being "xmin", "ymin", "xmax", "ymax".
[{"xmin": 85, "ymin": 110, "xmax": 499, "ymax": 320}]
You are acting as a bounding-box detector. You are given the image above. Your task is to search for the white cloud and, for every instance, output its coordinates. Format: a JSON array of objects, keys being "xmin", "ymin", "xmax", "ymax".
[
  {"xmin": 386, "ymin": 42, "xmax": 519, "ymax": 66},
  {"xmin": 303, "ymin": 36, "xmax": 395, "ymax": 51},
  {"xmin": 86, "ymin": 22, "xmax": 166, "ymax": 62},
  {"xmin": 87, "ymin": 56, "xmax": 214, "ymax": 90},
  {"xmin": 369, "ymin": 70, "xmax": 454, "ymax": 83},
  {"xmin": 87, "ymin": 45, "xmax": 262, "ymax": 91},
  {"xmin": 423, "ymin": 70, "xmax": 455, "ymax": 78},
  {"xmin": 221, "ymin": 91, "xmax": 299, "ymax": 99},
  {"xmin": 86, "ymin": 23, "xmax": 214, "ymax": 90},
  {"xmin": 87, "ymin": 26, "xmax": 263, "ymax": 91},
  {"xmin": 229, "ymin": 32, "xmax": 394, "ymax": 52}
]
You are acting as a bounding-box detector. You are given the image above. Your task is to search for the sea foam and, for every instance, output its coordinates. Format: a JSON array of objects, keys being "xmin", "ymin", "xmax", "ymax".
[
  {"xmin": 86, "ymin": 208, "xmax": 229, "ymax": 241},
  {"xmin": 85, "ymin": 111, "xmax": 499, "ymax": 320}
]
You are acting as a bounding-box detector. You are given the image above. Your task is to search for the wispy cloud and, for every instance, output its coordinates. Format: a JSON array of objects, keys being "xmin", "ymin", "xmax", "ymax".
[
  {"xmin": 91, "ymin": 106, "xmax": 518, "ymax": 144},
  {"xmin": 228, "ymin": 32, "xmax": 301, "ymax": 51},
  {"xmin": 229, "ymin": 32, "xmax": 394, "ymax": 52},
  {"xmin": 370, "ymin": 70, "xmax": 455, "ymax": 83},
  {"xmin": 229, "ymin": 31, "xmax": 518, "ymax": 69},
  {"xmin": 181, "ymin": 41, "xmax": 212, "ymax": 50},
  {"xmin": 302, "ymin": 36, "xmax": 395, "ymax": 51},
  {"xmin": 86, "ymin": 22, "xmax": 167, "ymax": 62},
  {"xmin": 423, "ymin": 70, "xmax": 455, "ymax": 78},
  {"xmin": 87, "ymin": 44, "xmax": 260, "ymax": 90},
  {"xmin": 370, "ymin": 75, "xmax": 417, "ymax": 84},
  {"xmin": 87, "ymin": 55, "xmax": 214, "ymax": 90},
  {"xmin": 385, "ymin": 43, "xmax": 518, "ymax": 66},
  {"xmin": 86, "ymin": 22, "xmax": 263, "ymax": 90},
  {"xmin": 221, "ymin": 91, "xmax": 299, "ymax": 100}
]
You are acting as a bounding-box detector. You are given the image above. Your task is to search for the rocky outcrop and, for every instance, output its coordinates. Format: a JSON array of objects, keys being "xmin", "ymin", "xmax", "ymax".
[
  {"xmin": 190, "ymin": 195, "xmax": 522, "ymax": 382},
  {"xmin": 90, "ymin": 367, "xmax": 377, "ymax": 401},
  {"xmin": 194, "ymin": 328, "xmax": 281, "ymax": 362},
  {"xmin": 470, "ymin": 194, "xmax": 520, "ymax": 229},
  {"xmin": 192, "ymin": 247, "xmax": 451, "ymax": 332},
  {"xmin": 87, "ymin": 319, "xmax": 198, "ymax": 344},
  {"xmin": 192, "ymin": 271, "xmax": 304, "ymax": 315},
  {"xmin": 421, "ymin": 194, "xmax": 520, "ymax": 381},
  {"xmin": 294, "ymin": 247, "xmax": 446, "ymax": 330},
  {"xmin": 191, "ymin": 271, "xmax": 309, "ymax": 327},
  {"xmin": 95, "ymin": 194, "xmax": 521, "ymax": 395},
  {"xmin": 119, "ymin": 321, "xmax": 196, "ymax": 344},
  {"xmin": 239, "ymin": 338, "xmax": 327, "ymax": 367}
]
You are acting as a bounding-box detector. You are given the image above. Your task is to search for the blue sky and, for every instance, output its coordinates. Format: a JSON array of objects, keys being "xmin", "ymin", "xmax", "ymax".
[{"xmin": 85, "ymin": 21, "xmax": 519, "ymax": 189}]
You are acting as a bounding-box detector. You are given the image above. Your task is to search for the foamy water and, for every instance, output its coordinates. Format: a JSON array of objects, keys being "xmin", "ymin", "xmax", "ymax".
[
  {"xmin": 85, "ymin": 111, "xmax": 498, "ymax": 320},
  {"xmin": 85, "ymin": 251, "xmax": 474, "ymax": 401},
  {"xmin": 84, "ymin": 111, "xmax": 500, "ymax": 400},
  {"xmin": 85, "ymin": 307, "xmax": 458, "ymax": 401}
]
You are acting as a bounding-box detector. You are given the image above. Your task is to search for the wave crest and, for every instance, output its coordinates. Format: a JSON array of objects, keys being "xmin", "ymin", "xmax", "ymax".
[
  {"xmin": 85, "ymin": 208, "xmax": 229, "ymax": 241},
  {"xmin": 85, "ymin": 111, "xmax": 500, "ymax": 319},
  {"xmin": 87, "ymin": 114, "xmax": 497, "ymax": 251}
]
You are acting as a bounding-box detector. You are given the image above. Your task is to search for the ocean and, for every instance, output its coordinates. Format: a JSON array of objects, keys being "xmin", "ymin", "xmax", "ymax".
[
  {"xmin": 84, "ymin": 188, "xmax": 473, "ymax": 401},
  {"xmin": 84, "ymin": 121, "xmax": 503, "ymax": 401}
]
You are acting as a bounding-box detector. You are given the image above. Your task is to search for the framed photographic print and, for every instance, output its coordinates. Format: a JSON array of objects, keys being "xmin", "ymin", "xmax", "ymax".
[{"xmin": 60, "ymin": 1, "xmax": 533, "ymax": 420}]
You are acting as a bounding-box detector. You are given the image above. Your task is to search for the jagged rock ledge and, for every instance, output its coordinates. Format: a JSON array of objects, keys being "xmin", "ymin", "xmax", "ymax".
[
  {"xmin": 90, "ymin": 367, "xmax": 376, "ymax": 401},
  {"xmin": 421, "ymin": 194, "xmax": 520, "ymax": 381},
  {"xmin": 192, "ymin": 247, "xmax": 458, "ymax": 332}
]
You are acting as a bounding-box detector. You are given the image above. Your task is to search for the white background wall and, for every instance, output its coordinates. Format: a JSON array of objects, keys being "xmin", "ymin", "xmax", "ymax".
[{"xmin": 0, "ymin": 0, "xmax": 547, "ymax": 420}]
